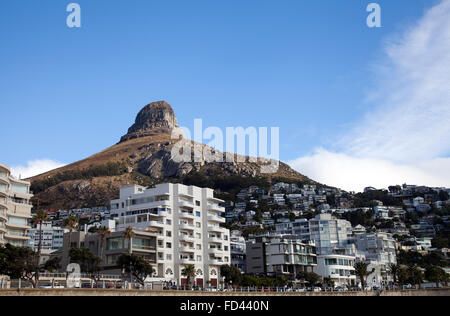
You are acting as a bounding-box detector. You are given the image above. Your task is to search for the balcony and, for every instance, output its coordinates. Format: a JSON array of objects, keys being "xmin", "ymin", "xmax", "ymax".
[
  {"xmin": 208, "ymin": 248, "xmax": 224, "ymax": 256},
  {"xmin": 179, "ymin": 235, "xmax": 195, "ymax": 243},
  {"xmin": 208, "ymin": 236, "xmax": 223, "ymax": 244},
  {"xmin": 209, "ymin": 258, "xmax": 224, "ymax": 265},
  {"xmin": 132, "ymin": 245, "xmax": 157, "ymax": 252},
  {"xmin": 180, "ymin": 257, "xmax": 196, "ymax": 264},
  {"xmin": 208, "ymin": 204, "xmax": 224, "ymax": 213},
  {"xmin": 208, "ymin": 226, "xmax": 225, "ymax": 233},
  {"xmin": 179, "ymin": 223, "xmax": 195, "ymax": 231},
  {"xmin": 179, "ymin": 246, "xmax": 196, "ymax": 253},
  {"xmin": 179, "ymin": 212, "xmax": 194, "ymax": 219},
  {"xmin": 148, "ymin": 221, "xmax": 165, "ymax": 228},
  {"xmin": 208, "ymin": 215, "xmax": 226, "ymax": 223},
  {"xmin": 179, "ymin": 201, "xmax": 194, "ymax": 209},
  {"xmin": 5, "ymin": 223, "xmax": 31, "ymax": 230},
  {"xmin": 5, "ymin": 233, "xmax": 30, "ymax": 241}
]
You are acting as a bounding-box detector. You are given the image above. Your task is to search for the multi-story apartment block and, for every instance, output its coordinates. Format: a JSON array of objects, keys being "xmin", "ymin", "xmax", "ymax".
[
  {"xmin": 276, "ymin": 214, "xmax": 353, "ymax": 256},
  {"xmin": 246, "ymin": 236, "xmax": 317, "ymax": 279},
  {"xmin": 230, "ymin": 230, "xmax": 246, "ymax": 273},
  {"xmin": 316, "ymin": 252, "xmax": 356, "ymax": 287},
  {"xmin": 59, "ymin": 229, "xmax": 158, "ymax": 275},
  {"xmin": 354, "ymin": 232, "xmax": 397, "ymax": 287},
  {"xmin": 110, "ymin": 183, "xmax": 230, "ymax": 287},
  {"xmin": 355, "ymin": 232, "xmax": 397, "ymax": 266},
  {"xmin": 0, "ymin": 164, "xmax": 33, "ymax": 247},
  {"xmin": 26, "ymin": 221, "xmax": 67, "ymax": 251}
]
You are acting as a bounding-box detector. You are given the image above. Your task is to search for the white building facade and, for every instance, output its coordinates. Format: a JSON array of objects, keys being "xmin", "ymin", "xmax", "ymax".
[
  {"xmin": 110, "ymin": 183, "xmax": 230, "ymax": 288},
  {"xmin": 0, "ymin": 164, "xmax": 33, "ymax": 247},
  {"xmin": 26, "ymin": 221, "xmax": 67, "ymax": 251}
]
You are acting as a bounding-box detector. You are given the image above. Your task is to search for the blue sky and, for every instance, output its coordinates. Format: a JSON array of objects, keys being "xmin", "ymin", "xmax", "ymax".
[{"xmin": 1, "ymin": 0, "xmax": 449, "ymax": 191}]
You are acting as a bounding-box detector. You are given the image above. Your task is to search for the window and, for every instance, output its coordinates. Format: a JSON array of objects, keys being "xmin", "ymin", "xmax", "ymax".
[
  {"xmin": 197, "ymin": 255, "xmax": 202, "ymax": 262},
  {"xmin": 8, "ymin": 216, "xmax": 27, "ymax": 227},
  {"xmin": 107, "ymin": 238, "xmax": 124, "ymax": 250},
  {"xmin": 166, "ymin": 219, "xmax": 172, "ymax": 225},
  {"xmin": 106, "ymin": 254, "xmax": 121, "ymax": 265},
  {"xmin": 196, "ymin": 222, "xmax": 201, "ymax": 228},
  {"xmin": 166, "ymin": 242, "xmax": 172, "ymax": 249},
  {"xmin": 133, "ymin": 238, "xmax": 153, "ymax": 250},
  {"xmin": 196, "ymin": 211, "xmax": 201, "ymax": 217},
  {"xmin": 166, "ymin": 254, "xmax": 172, "ymax": 261},
  {"xmin": 166, "ymin": 231, "xmax": 172, "ymax": 237}
]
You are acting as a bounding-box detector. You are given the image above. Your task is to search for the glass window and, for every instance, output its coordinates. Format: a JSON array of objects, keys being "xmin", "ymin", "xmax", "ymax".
[
  {"xmin": 133, "ymin": 238, "xmax": 154, "ymax": 250},
  {"xmin": 106, "ymin": 237, "xmax": 124, "ymax": 250},
  {"xmin": 8, "ymin": 216, "xmax": 27, "ymax": 227}
]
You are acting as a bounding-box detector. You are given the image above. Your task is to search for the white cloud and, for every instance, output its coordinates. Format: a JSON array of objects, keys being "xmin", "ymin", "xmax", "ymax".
[
  {"xmin": 345, "ymin": 0, "xmax": 450, "ymax": 162},
  {"xmin": 289, "ymin": 0, "xmax": 450, "ymax": 191},
  {"xmin": 11, "ymin": 159, "xmax": 66, "ymax": 179},
  {"xmin": 289, "ymin": 148, "xmax": 450, "ymax": 192}
]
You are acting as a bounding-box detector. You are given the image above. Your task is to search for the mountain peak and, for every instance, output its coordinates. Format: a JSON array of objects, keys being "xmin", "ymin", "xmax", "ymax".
[{"xmin": 120, "ymin": 101, "xmax": 179, "ymax": 143}]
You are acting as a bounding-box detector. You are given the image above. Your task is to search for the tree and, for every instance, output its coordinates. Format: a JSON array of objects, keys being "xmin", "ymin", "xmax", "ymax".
[
  {"xmin": 425, "ymin": 266, "xmax": 447, "ymax": 288},
  {"xmin": 354, "ymin": 262, "xmax": 375, "ymax": 290},
  {"xmin": 323, "ymin": 277, "xmax": 335, "ymax": 289},
  {"xmin": 181, "ymin": 264, "xmax": 197, "ymax": 288},
  {"xmin": 64, "ymin": 215, "xmax": 79, "ymax": 249},
  {"xmin": 220, "ymin": 265, "xmax": 243, "ymax": 286},
  {"xmin": 388, "ymin": 264, "xmax": 401, "ymax": 287},
  {"xmin": 0, "ymin": 244, "xmax": 40, "ymax": 288},
  {"xmin": 97, "ymin": 226, "xmax": 111, "ymax": 263},
  {"xmin": 397, "ymin": 266, "xmax": 409, "ymax": 287},
  {"xmin": 407, "ymin": 265, "xmax": 424, "ymax": 289},
  {"xmin": 123, "ymin": 226, "xmax": 136, "ymax": 254},
  {"xmin": 32, "ymin": 210, "xmax": 50, "ymax": 266},
  {"xmin": 117, "ymin": 254, "xmax": 155, "ymax": 286},
  {"xmin": 69, "ymin": 247, "xmax": 102, "ymax": 285},
  {"xmin": 297, "ymin": 271, "xmax": 322, "ymax": 290},
  {"xmin": 438, "ymin": 190, "xmax": 449, "ymax": 202},
  {"xmin": 44, "ymin": 257, "xmax": 61, "ymax": 273}
]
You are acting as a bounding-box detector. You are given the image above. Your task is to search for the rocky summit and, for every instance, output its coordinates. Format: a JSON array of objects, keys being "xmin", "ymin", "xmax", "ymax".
[
  {"xmin": 30, "ymin": 101, "xmax": 316, "ymax": 210},
  {"xmin": 120, "ymin": 101, "xmax": 179, "ymax": 143}
]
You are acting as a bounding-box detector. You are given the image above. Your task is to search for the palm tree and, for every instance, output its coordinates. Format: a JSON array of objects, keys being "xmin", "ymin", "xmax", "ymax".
[
  {"xmin": 407, "ymin": 265, "xmax": 424, "ymax": 289},
  {"xmin": 323, "ymin": 277, "xmax": 335, "ymax": 290},
  {"xmin": 123, "ymin": 226, "xmax": 135, "ymax": 254},
  {"xmin": 32, "ymin": 210, "xmax": 50, "ymax": 265},
  {"xmin": 354, "ymin": 261, "xmax": 374, "ymax": 291},
  {"xmin": 64, "ymin": 215, "xmax": 79, "ymax": 249},
  {"xmin": 97, "ymin": 226, "xmax": 111, "ymax": 263},
  {"xmin": 181, "ymin": 264, "xmax": 197, "ymax": 289},
  {"xmin": 388, "ymin": 264, "xmax": 401, "ymax": 289}
]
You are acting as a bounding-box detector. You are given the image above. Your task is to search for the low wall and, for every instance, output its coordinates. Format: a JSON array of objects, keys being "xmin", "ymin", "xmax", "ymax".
[{"xmin": 0, "ymin": 288, "xmax": 449, "ymax": 296}]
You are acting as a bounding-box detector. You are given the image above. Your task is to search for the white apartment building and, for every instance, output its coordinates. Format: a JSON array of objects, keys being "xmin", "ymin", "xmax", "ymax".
[
  {"xmin": 110, "ymin": 183, "xmax": 230, "ymax": 288},
  {"xmin": 373, "ymin": 206, "xmax": 391, "ymax": 220},
  {"xmin": 26, "ymin": 221, "xmax": 67, "ymax": 251},
  {"xmin": 307, "ymin": 214, "xmax": 353, "ymax": 255},
  {"xmin": 316, "ymin": 253, "xmax": 356, "ymax": 287},
  {"xmin": 230, "ymin": 230, "xmax": 246, "ymax": 273},
  {"xmin": 0, "ymin": 164, "xmax": 33, "ymax": 247}
]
